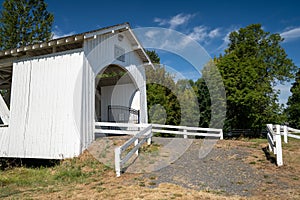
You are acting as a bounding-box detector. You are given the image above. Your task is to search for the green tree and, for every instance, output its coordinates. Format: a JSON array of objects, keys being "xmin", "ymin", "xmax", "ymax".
[
  {"xmin": 0, "ymin": 0, "xmax": 54, "ymax": 50},
  {"xmin": 175, "ymin": 79, "xmax": 200, "ymax": 126},
  {"xmin": 146, "ymin": 50, "xmax": 160, "ymax": 64},
  {"xmin": 145, "ymin": 50, "xmax": 181, "ymax": 125},
  {"xmin": 216, "ymin": 24, "xmax": 297, "ymax": 132},
  {"xmin": 286, "ymin": 69, "xmax": 300, "ymax": 128},
  {"xmin": 0, "ymin": 0, "xmax": 54, "ymax": 109},
  {"xmin": 193, "ymin": 78, "xmax": 211, "ymax": 128}
]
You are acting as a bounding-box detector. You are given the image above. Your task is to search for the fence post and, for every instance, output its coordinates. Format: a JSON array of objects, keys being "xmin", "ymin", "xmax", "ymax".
[
  {"xmin": 147, "ymin": 126, "xmax": 152, "ymax": 145},
  {"xmin": 183, "ymin": 128, "xmax": 187, "ymax": 139},
  {"xmin": 220, "ymin": 129, "xmax": 224, "ymax": 140},
  {"xmin": 283, "ymin": 125, "xmax": 288, "ymax": 143},
  {"xmin": 115, "ymin": 147, "xmax": 121, "ymax": 177},
  {"xmin": 276, "ymin": 125, "xmax": 283, "ymax": 166},
  {"xmin": 267, "ymin": 124, "xmax": 273, "ymax": 152},
  {"xmin": 134, "ymin": 138, "xmax": 139, "ymax": 156}
]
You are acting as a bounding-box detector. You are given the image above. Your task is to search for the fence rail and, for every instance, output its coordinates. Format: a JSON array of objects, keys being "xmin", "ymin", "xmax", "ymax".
[
  {"xmin": 285, "ymin": 126, "xmax": 300, "ymax": 141},
  {"xmin": 95, "ymin": 122, "xmax": 148, "ymax": 135},
  {"xmin": 266, "ymin": 124, "xmax": 300, "ymax": 166},
  {"xmin": 151, "ymin": 124, "xmax": 223, "ymax": 139},
  {"xmin": 114, "ymin": 125, "xmax": 152, "ymax": 177}
]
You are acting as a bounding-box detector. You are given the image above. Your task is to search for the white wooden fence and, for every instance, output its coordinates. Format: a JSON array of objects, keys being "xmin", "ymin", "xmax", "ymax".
[
  {"xmin": 266, "ymin": 124, "xmax": 300, "ymax": 166},
  {"xmin": 95, "ymin": 122, "xmax": 223, "ymax": 177},
  {"xmin": 266, "ymin": 124, "xmax": 283, "ymax": 166},
  {"xmin": 95, "ymin": 122, "xmax": 148, "ymax": 135},
  {"xmin": 281, "ymin": 125, "xmax": 300, "ymax": 143},
  {"xmin": 95, "ymin": 122, "xmax": 223, "ymax": 139},
  {"xmin": 114, "ymin": 124, "xmax": 152, "ymax": 177},
  {"xmin": 151, "ymin": 124, "xmax": 223, "ymax": 139}
]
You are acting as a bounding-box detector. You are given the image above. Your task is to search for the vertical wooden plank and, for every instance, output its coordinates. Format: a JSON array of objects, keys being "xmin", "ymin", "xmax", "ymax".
[
  {"xmin": 220, "ymin": 129, "xmax": 224, "ymax": 140},
  {"xmin": 276, "ymin": 125, "xmax": 283, "ymax": 166},
  {"xmin": 115, "ymin": 147, "xmax": 121, "ymax": 177},
  {"xmin": 134, "ymin": 138, "xmax": 139, "ymax": 156},
  {"xmin": 283, "ymin": 125, "xmax": 288, "ymax": 143},
  {"xmin": 147, "ymin": 131, "xmax": 152, "ymax": 145},
  {"xmin": 0, "ymin": 94, "xmax": 9, "ymax": 124}
]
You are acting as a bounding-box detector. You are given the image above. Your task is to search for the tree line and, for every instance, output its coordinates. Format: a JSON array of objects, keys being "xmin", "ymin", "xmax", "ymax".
[{"xmin": 146, "ymin": 24, "xmax": 300, "ymax": 134}]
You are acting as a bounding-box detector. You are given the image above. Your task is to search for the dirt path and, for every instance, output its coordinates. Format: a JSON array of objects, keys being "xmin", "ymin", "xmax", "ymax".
[{"xmin": 88, "ymin": 136, "xmax": 300, "ymax": 199}]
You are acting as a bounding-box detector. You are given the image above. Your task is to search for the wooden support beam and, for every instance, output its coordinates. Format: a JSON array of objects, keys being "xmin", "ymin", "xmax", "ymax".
[
  {"xmin": 66, "ymin": 37, "xmax": 74, "ymax": 43},
  {"xmin": 75, "ymin": 35, "xmax": 83, "ymax": 41},
  {"xmin": 32, "ymin": 44, "xmax": 40, "ymax": 50},
  {"xmin": 17, "ymin": 47, "xmax": 24, "ymax": 52},
  {"xmin": 0, "ymin": 93, "xmax": 9, "ymax": 125},
  {"xmin": 24, "ymin": 46, "xmax": 32, "ymax": 51},
  {"xmin": 48, "ymin": 41, "xmax": 57, "ymax": 46},
  {"xmin": 57, "ymin": 39, "xmax": 65, "ymax": 45},
  {"xmin": 40, "ymin": 42, "xmax": 48, "ymax": 48}
]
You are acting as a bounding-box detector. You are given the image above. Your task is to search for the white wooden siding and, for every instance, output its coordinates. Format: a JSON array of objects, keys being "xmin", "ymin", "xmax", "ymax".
[
  {"xmin": 0, "ymin": 126, "xmax": 9, "ymax": 156},
  {"xmin": 0, "ymin": 50, "xmax": 84, "ymax": 159},
  {"xmin": 83, "ymin": 32, "xmax": 148, "ymax": 124}
]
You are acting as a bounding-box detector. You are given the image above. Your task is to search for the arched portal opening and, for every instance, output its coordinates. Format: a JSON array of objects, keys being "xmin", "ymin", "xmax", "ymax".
[{"xmin": 95, "ymin": 64, "xmax": 140, "ymax": 123}]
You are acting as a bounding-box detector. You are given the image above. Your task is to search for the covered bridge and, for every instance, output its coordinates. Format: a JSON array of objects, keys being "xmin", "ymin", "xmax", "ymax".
[{"xmin": 0, "ymin": 23, "xmax": 151, "ymax": 159}]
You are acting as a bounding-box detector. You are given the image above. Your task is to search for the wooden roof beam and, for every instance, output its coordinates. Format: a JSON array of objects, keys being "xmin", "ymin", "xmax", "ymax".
[
  {"xmin": 75, "ymin": 35, "xmax": 84, "ymax": 41},
  {"xmin": 57, "ymin": 38, "xmax": 65, "ymax": 45}
]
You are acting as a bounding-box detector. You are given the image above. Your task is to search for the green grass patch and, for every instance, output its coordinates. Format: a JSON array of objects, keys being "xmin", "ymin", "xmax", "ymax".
[
  {"xmin": 140, "ymin": 143, "xmax": 161, "ymax": 154},
  {"xmin": 246, "ymin": 138, "xmax": 267, "ymax": 144},
  {"xmin": 0, "ymin": 153, "xmax": 108, "ymax": 198}
]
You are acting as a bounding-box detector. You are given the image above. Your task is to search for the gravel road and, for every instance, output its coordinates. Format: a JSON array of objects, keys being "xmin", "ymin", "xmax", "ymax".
[{"xmin": 142, "ymin": 139, "xmax": 261, "ymax": 196}]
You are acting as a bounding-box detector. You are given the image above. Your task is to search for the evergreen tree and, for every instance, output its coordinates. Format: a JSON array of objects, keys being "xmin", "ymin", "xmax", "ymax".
[
  {"xmin": 286, "ymin": 69, "xmax": 300, "ymax": 128},
  {"xmin": 0, "ymin": 0, "xmax": 54, "ymax": 50}
]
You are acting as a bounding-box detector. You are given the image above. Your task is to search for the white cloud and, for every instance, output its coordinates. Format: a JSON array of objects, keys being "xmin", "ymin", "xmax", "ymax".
[
  {"xmin": 280, "ymin": 27, "xmax": 300, "ymax": 42},
  {"xmin": 188, "ymin": 26, "xmax": 207, "ymax": 41},
  {"xmin": 154, "ymin": 13, "xmax": 194, "ymax": 29},
  {"xmin": 154, "ymin": 17, "xmax": 167, "ymax": 26},
  {"xmin": 216, "ymin": 31, "xmax": 231, "ymax": 51},
  {"xmin": 187, "ymin": 26, "xmax": 220, "ymax": 42},
  {"xmin": 145, "ymin": 30, "xmax": 159, "ymax": 39},
  {"xmin": 52, "ymin": 25, "xmax": 76, "ymax": 39},
  {"xmin": 208, "ymin": 28, "xmax": 220, "ymax": 38},
  {"xmin": 169, "ymin": 13, "xmax": 193, "ymax": 28}
]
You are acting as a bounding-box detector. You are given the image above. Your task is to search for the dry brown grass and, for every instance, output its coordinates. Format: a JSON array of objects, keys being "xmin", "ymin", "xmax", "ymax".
[{"xmin": 1, "ymin": 138, "xmax": 300, "ymax": 199}]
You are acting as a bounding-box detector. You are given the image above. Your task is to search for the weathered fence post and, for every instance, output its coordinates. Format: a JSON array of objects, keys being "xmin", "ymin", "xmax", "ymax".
[
  {"xmin": 115, "ymin": 147, "xmax": 121, "ymax": 177},
  {"xmin": 283, "ymin": 125, "xmax": 288, "ymax": 143},
  {"xmin": 276, "ymin": 125, "xmax": 283, "ymax": 166}
]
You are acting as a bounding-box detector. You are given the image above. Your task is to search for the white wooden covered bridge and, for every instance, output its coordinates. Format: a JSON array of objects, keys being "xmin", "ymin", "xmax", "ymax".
[{"xmin": 0, "ymin": 23, "xmax": 152, "ymax": 159}]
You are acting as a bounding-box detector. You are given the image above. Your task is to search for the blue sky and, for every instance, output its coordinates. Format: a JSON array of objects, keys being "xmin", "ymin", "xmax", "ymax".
[{"xmin": 2, "ymin": 0, "xmax": 300, "ymax": 105}]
